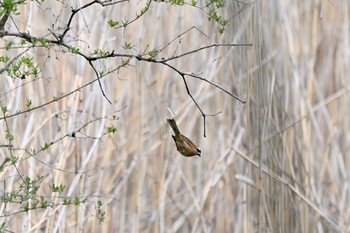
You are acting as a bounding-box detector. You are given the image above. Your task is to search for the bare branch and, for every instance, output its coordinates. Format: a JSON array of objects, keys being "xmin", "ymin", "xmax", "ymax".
[
  {"xmin": 160, "ymin": 43, "xmax": 252, "ymax": 62},
  {"xmin": 59, "ymin": 0, "xmax": 128, "ymax": 41}
]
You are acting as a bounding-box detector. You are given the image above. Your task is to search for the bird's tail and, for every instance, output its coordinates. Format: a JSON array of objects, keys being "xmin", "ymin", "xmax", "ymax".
[{"xmin": 167, "ymin": 118, "xmax": 180, "ymax": 134}]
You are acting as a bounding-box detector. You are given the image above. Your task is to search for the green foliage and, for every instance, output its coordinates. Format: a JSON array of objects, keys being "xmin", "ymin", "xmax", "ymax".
[
  {"xmin": 107, "ymin": 125, "xmax": 117, "ymax": 134},
  {"xmin": 148, "ymin": 49, "xmax": 159, "ymax": 58},
  {"xmin": 9, "ymin": 155, "xmax": 18, "ymax": 164},
  {"xmin": 1, "ymin": 105, "xmax": 8, "ymax": 114},
  {"xmin": 42, "ymin": 142, "xmax": 51, "ymax": 150},
  {"xmin": 0, "ymin": 222, "xmax": 5, "ymax": 230},
  {"xmin": 0, "ymin": 157, "xmax": 11, "ymax": 172},
  {"xmin": 26, "ymin": 99, "xmax": 32, "ymax": 109},
  {"xmin": 23, "ymin": 202, "xmax": 30, "ymax": 212},
  {"xmin": 108, "ymin": 19, "xmax": 119, "ymax": 27},
  {"xmin": 206, "ymin": 0, "xmax": 228, "ymax": 34},
  {"xmin": 6, "ymin": 56, "xmax": 41, "ymax": 79},
  {"xmin": 208, "ymin": 8, "xmax": 228, "ymax": 34},
  {"xmin": 96, "ymin": 200, "xmax": 106, "ymax": 223},
  {"xmin": 170, "ymin": 0, "xmax": 185, "ymax": 5},
  {"xmin": 98, "ymin": 70, "xmax": 105, "ymax": 77},
  {"xmin": 49, "ymin": 184, "xmax": 66, "ymax": 193},
  {"xmin": 21, "ymin": 176, "xmax": 42, "ymax": 195},
  {"xmin": 206, "ymin": 0, "xmax": 225, "ymax": 8},
  {"xmin": 4, "ymin": 130, "xmax": 14, "ymax": 142},
  {"xmin": 39, "ymin": 38, "xmax": 50, "ymax": 46},
  {"xmin": 121, "ymin": 58, "xmax": 131, "ymax": 66},
  {"xmin": 92, "ymin": 49, "xmax": 111, "ymax": 58},
  {"xmin": 0, "ymin": 0, "xmax": 26, "ymax": 15},
  {"xmin": 73, "ymin": 197, "xmax": 81, "ymax": 205},
  {"xmin": 0, "ymin": 171, "xmax": 100, "ymax": 224},
  {"xmin": 69, "ymin": 47, "xmax": 80, "ymax": 54},
  {"xmin": 0, "ymin": 55, "xmax": 10, "ymax": 62},
  {"xmin": 121, "ymin": 19, "xmax": 129, "ymax": 27},
  {"xmin": 4, "ymin": 41, "xmax": 13, "ymax": 50},
  {"xmin": 160, "ymin": 0, "xmax": 228, "ymax": 34},
  {"xmin": 137, "ymin": 0, "xmax": 151, "ymax": 19},
  {"xmin": 63, "ymin": 198, "xmax": 72, "ymax": 205},
  {"xmin": 122, "ymin": 42, "xmax": 134, "ymax": 50},
  {"xmin": 11, "ymin": 175, "xmax": 44, "ymax": 213},
  {"xmin": 40, "ymin": 196, "xmax": 50, "ymax": 208},
  {"xmin": 29, "ymin": 38, "xmax": 38, "ymax": 45},
  {"xmin": 1, "ymin": 191, "xmax": 17, "ymax": 203}
]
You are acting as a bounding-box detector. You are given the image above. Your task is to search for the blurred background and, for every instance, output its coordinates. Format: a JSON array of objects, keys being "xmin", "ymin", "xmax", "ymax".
[{"xmin": 0, "ymin": 0, "xmax": 349, "ymax": 232}]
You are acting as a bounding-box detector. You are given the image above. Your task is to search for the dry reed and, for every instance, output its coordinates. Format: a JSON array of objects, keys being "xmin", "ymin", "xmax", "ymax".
[{"xmin": 0, "ymin": 0, "xmax": 349, "ymax": 232}]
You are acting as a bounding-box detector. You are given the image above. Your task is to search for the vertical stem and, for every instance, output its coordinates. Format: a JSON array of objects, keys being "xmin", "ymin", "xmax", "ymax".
[{"xmin": 255, "ymin": 1, "xmax": 263, "ymax": 233}]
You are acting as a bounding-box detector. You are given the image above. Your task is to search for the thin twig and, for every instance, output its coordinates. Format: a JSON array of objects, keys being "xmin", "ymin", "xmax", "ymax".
[
  {"xmin": 160, "ymin": 43, "xmax": 252, "ymax": 62},
  {"xmin": 158, "ymin": 26, "xmax": 207, "ymax": 54},
  {"xmin": 88, "ymin": 60, "xmax": 112, "ymax": 104}
]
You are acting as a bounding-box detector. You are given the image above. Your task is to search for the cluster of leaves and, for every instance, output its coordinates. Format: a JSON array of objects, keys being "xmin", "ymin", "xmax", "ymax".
[
  {"xmin": 108, "ymin": 0, "xmax": 152, "ymax": 29},
  {"xmin": 108, "ymin": 0, "xmax": 228, "ymax": 34},
  {"xmin": 206, "ymin": 0, "xmax": 228, "ymax": 34},
  {"xmin": 6, "ymin": 56, "xmax": 40, "ymax": 79},
  {"xmin": 0, "ymin": 176, "xmax": 50, "ymax": 213},
  {"xmin": 0, "ymin": 175, "xmax": 105, "ymax": 230},
  {"xmin": 157, "ymin": 0, "xmax": 228, "ymax": 34},
  {"xmin": 0, "ymin": 0, "xmax": 26, "ymax": 17}
]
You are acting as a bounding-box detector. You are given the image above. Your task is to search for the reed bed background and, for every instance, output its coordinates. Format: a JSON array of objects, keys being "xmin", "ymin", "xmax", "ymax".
[{"xmin": 0, "ymin": 0, "xmax": 349, "ymax": 232}]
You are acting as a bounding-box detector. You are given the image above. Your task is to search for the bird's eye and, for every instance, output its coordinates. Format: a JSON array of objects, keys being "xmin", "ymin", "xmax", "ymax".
[{"xmin": 197, "ymin": 147, "xmax": 201, "ymax": 153}]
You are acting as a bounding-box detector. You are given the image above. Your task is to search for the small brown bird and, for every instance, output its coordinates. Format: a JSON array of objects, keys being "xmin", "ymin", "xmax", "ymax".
[{"xmin": 167, "ymin": 118, "xmax": 201, "ymax": 157}]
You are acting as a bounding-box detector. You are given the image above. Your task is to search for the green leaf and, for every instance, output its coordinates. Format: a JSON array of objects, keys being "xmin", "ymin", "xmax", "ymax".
[
  {"xmin": 39, "ymin": 38, "xmax": 50, "ymax": 46},
  {"xmin": 40, "ymin": 196, "xmax": 49, "ymax": 208},
  {"xmin": 4, "ymin": 130, "xmax": 14, "ymax": 142},
  {"xmin": 108, "ymin": 19, "xmax": 119, "ymax": 27},
  {"xmin": 218, "ymin": 28, "xmax": 224, "ymax": 34},
  {"xmin": 97, "ymin": 200, "xmax": 103, "ymax": 207},
  {"xmin": 1, "ymin": 106, "xmax": 8, "ymax": 114},
  {"xmin": 121, "ymin": 19, "xmax": 129, "ymax": 27},
  {"xmin": 32, "ymin": 65, "xmax": 40, "ymax": 77},
  {"xmin": 122, "ymin": 42, "xmax": 134, "ymax": 50},
  {"xmin": 5, "ymin": 41, "xmax": 13, "ymax": 50},
  {"xmin": 0, "ymin": 55, "xmax": 10, "ymax": 62},
  {"xmin": 73, "ymin": 197, "xmax": 80, "ymax": 205},
  {"xmin": 50, "ymin": 184, "xmax": 65, "ymax": 193},
  {"xmin": 69, "ymin": 47, "xmax": 80, "ymax": 54},
  {"xmin": 63, "ymin": 198, "xmax": 71, "ymax": 205},
  {"xmin": 107, "ymin": 126, "xmax": 117, "ymax": 134},
  {"xmin": 42, "ymin": 143, "xmax": 50, "ymax": 150},
  {"xmin": 171, "ymin": 0, "xmax": 184, "ymax": 5},
  {"xmin": 10, "ymin": 156, "xmax": 18, "ymax": 164},
  {"xmin": 121, "ymin": 58, "xmax": 130, "ymax": 66},
  {"xmin": 26, "ymin": 99, "xmax": 32, "ymax": 108},
  {"xmin": 148, "ymin": 49, "xmax": 159, "ymax": 58},
  {"xmin": 23, "ymin": 202, "xmax": 30, "ymax": 212}
]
